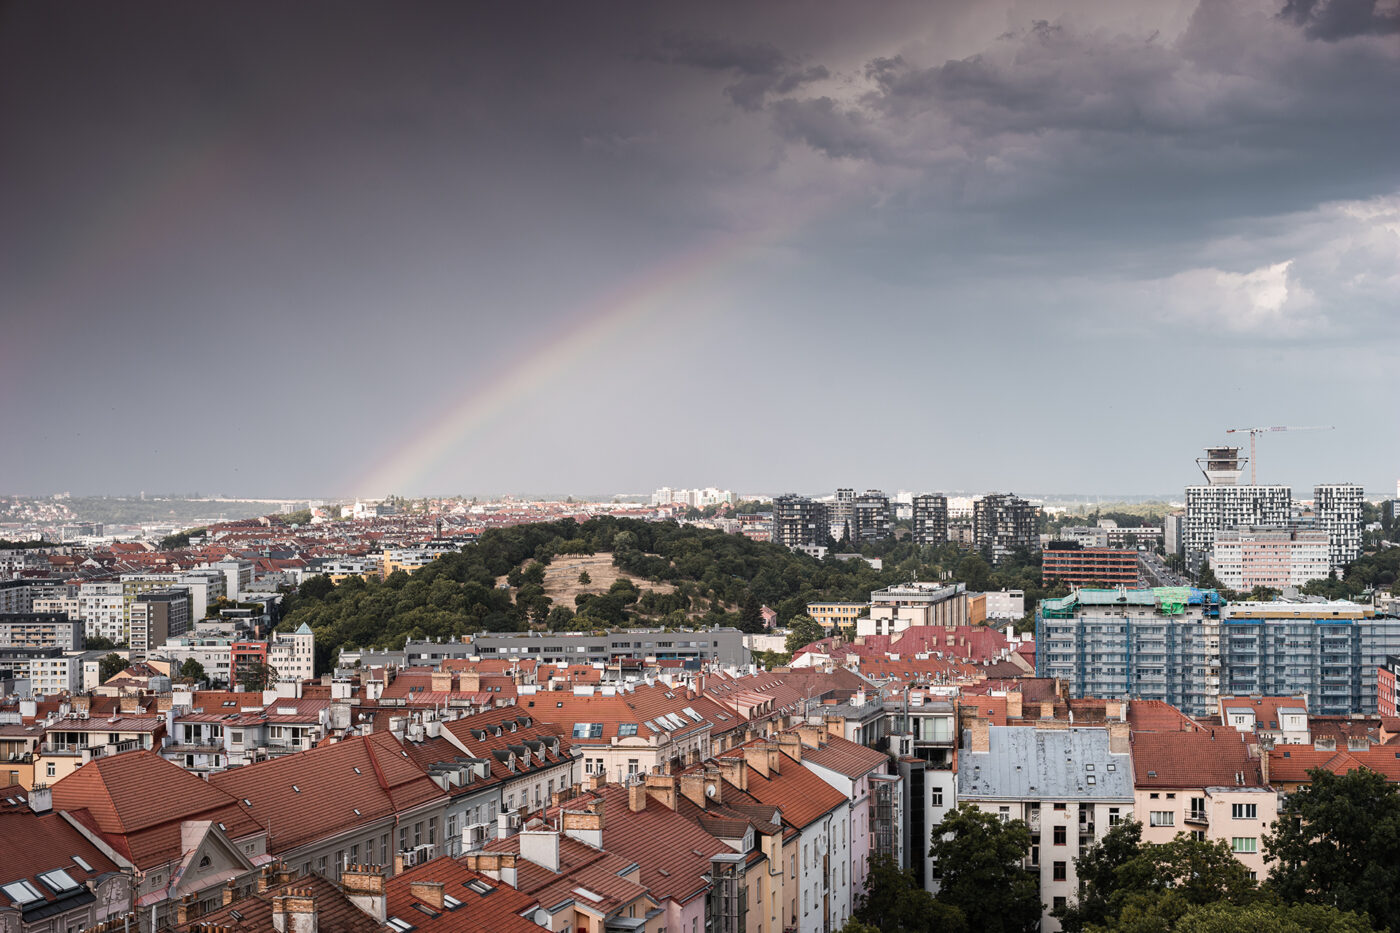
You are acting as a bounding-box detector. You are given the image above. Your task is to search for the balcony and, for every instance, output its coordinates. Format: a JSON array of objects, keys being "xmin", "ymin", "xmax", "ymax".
[{"xmin": 1185, "ymin": 811, "xmax": 1209, "ymax": 827}]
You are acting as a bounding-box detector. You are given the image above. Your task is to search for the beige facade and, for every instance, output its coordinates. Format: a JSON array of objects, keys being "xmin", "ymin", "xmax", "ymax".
[{"xmin": 1135, "ymin": 785, "xmax": 1277, "ymax": 879}]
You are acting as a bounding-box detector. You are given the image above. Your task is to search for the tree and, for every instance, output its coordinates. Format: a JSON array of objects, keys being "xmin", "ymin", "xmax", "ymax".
[
  {"xmin": 853, "ymin": 854, "xmax": 967, "ymax": 933},
  {"xmin": 178, "ymin": 657, "xmax": 207, "ymax": 683},
  {"xmin": 98, "ymin": 653, "xmax": 127, "ymax": 683},
  {"xmin": 1197, "ymin": 559, "xmax": 1224, "ymax": 590},
  {"xmin": 1265, "ymin": 767, "xmax": 1400, "ymax": 923},
  {"xmin": 1059, "ymin": 822, "xmax": 1258, "ymax": 933},
  {"xmin": 928, "ymin": 804, "xmax": 1040, "ymax": 933},
  {"xmin": 738, "ymin": 592, "xmax": 765, "ymax": 634},
  {"xmin": 238, "ymin": 661, "xmax": 279, "ymax": 692},
  {"xmin": 86, "ymin": 635, "xmax": 119, "ymax": 651},
  {"xmin": 1170, "ymin": 901, "xmax": 1378, "ymax": 933},
  {"xmin": 578, "ymin": 570, "xmax": 591, "ymax": 585},
  {"xmin": 785, "ymin": 614, "xmax": 825, "ymax": 654}
]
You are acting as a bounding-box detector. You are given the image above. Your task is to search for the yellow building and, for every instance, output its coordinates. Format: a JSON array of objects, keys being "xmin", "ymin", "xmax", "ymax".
[{"xmin": 806, "ymin": 602, "xmax": 868, "ymax": 631}]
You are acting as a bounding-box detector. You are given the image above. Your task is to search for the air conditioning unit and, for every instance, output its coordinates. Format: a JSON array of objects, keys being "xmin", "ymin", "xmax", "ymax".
[
  {"xmin": 414, "ymin": 843, "xmax": 435, "ymax": 862},
  {"xmin": 463, "ymin": 822, "xmax": 490, "ymax": 850},
  {"xmin": 398, "ymin": 847, "xmax": 420, "ymax": 868}
]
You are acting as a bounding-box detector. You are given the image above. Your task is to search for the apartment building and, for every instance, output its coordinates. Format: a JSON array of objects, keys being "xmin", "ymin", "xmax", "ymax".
[
  {"xmin": 0, "ymin": 647, "xmax": 83, "ymax": 697},
  {"xmin": 772, "ymin": 495, "xmax": 828, "ymax": 549},
  {"xmin": 973, "ymin": 493, "xmax": 1037, "ymax": 564},
  {"xmin": 956, "ymin": 722, "xmax": 1134, "ymax": 933},
  {"xmin": 851, "ymin": 490, "xmax": 892, "ymax": 542},
  {"xmin": 1041, "ymin": 544, "xmax": 1140, "ymax": 587},
  {"xmin": 861, "ymin": 582, "xmax": 968, "ymax": 636},
  {"xmin": 1381, "ymin": 655, "xmax": 1399, "ymax": 717},
  {"xmin": 1313, "ymin": 483, "xmax": 1363, "ymax": 571},
  {"xmin": 806, "ymin": 602, "xmax": 868, "ymax": 631},
  {"xmin": 77, "ymin": 582, "xmax": 125, "ymax": 642},
  {"xmin": 0, "ymin": 613, "xmax": 84, "ymax": 651},
  {"xmin": 130, "ymin": 589, "xmax": 190, "ymax": 657},
  {"xmin": 1211, "ymin": 528, "xmax": 1331, "ymax": 591},
  {"xmin": 268, "ymin": 622, "xmax": 316, "ymax": 683},
  {"xmin": 468, "ymin": 628, "xmax": 749, "ymax": 667},
  {"xmin": 912, "ymin": 494, "xmax": 949, "ymax": 546},
  {"xmin": 1131, "ymin": 730, "xmax": 1276, "ymax": 880},
  {"xmin": 1038, "ymin": 588, "xmax": 1400, "ymax": 715}
]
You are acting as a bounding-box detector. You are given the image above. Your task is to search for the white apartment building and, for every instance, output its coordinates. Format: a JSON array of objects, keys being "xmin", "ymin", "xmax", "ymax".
[
  {"xmin": 78, "ymin": 582, "xmax": 126, "ymax": 642},
  {"xmin": 650, "ymin": 487, "xmax": 735, "ymax": 508},
  {"xmin": 1211, "ymin": 528, "xmax": 1331, "ymax": 591},
  {"xmin": 1184, "ymin": 484, "xmax": 1292, "ymax": 560},
  {"xmin": 956, "ymin": 723, "xmax": 1134, "ymax": 933},
  {"xmin": 268, "ymin": 623, "xmax": 316, "ymax": 683},
  {"xmin": 1313, "ymin": 483, "xmax": 1363, "ymax": 571},
  {"xmin": 156, "ymin": 635, "xmax": 235, "ymax": 684}
]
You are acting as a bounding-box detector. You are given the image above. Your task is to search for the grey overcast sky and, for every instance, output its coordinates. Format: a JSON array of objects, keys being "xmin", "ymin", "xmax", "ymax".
[{"xmin": 2, "ymin": 0, "xmax": 1397, "ymax": 500}]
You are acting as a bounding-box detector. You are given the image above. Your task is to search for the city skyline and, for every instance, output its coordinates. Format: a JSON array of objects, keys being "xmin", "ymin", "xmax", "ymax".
[{"xmin": 2, "ymin": 0, "xmax": 1396, "ymax": 498}]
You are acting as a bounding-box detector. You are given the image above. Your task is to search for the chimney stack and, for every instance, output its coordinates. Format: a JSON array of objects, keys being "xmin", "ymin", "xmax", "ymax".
[
  {"xmin": 271, "ymin": 888, "xmax": 318, "ymax": 933},
  {"xmin": 628, "ymin": 779, "xmax": 647, "ymax": 813},
  {"xmin": 409, "ymin": 881, "xmax": 446, "ymax": 912},
  {"xmin": 340, "ymin": 864, "xmax": 387, "ymax": 922}
]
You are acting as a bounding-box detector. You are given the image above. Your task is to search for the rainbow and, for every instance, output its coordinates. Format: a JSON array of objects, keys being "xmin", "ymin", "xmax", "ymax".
[{"xmin": 350, "ymin": 216, "xmax": 809, "ymax": 497}]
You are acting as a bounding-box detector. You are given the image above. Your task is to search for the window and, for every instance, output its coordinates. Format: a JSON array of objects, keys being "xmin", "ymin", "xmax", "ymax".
[
  {"xmin": 930, "ymin": 787, "xmax": 943, "ymax": 807},
  {"xmin": 1232, "ymin": 837, "xmax": 1257, "ymax": 854},
  {"xmin": 1053, "ymin": 861, "xmax": 1067, "ymax": 882},
  {"xmin": 1108, "ymin": 808, "xmax": 1121, "ymax": 826},
  {"xmin": 1191, "ymin": 830, "xmax": 1206, "ymax": 842},
  {"xmin": 1149, "ymin": 812, "xmax": 1175, "ymax": 827},
  {"xmin": 1053, "ymin": 826, "xmax": 1066, "ymax": 846},
  {"xmin": 998, "ymin": 806, "xmax": 1011, "ymax": 822},
  {"xmin": 46, "ymin": 763, "xmax": 56, "ymax": 777},
  {"xmin": 1232, "ymin": 803, "xmax": 1257, "ymax": 820},
  {"xmin": 1053, "ymin": 896, "xmax": 1067, "ymax": 912}
]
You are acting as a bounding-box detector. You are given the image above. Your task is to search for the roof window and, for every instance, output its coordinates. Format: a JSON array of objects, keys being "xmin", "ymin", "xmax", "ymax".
[
  {"xmin": 71, "ymin": 856, "xmax": 93, "ymax": 873},
  {"xmin": 0, "ymin": 880, "xmax": 43, "ymax": 906}
]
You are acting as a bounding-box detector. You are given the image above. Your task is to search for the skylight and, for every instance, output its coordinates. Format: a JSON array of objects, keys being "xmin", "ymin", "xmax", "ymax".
[
  {"xmin": 1, "ymin": 880, "xmax": 43, "ymax": 906},
  {"xmin": 618, "ymin": 723, "xmax": 638, "ymax": 737},
  {"xmin": 682, "ymin": 707, "xmax": 702, "ymax": 722},
  {"xmin": 572, "ymin": 722, "xmax": 604, "ymax": 739},
  {"xmin": 442, "ymin": 894, "xmax": 463, "ymax": 909},
  {"xmin": 466, "ymin": 879, "xmax": 495, "ymax": 896},
  {"xmin": 37, "ymin": 869, "xmax": 80, "ymax": 894},
  {"xmin": 386, "ymin": 918, "xmax": 415, "ymax": 933},
  {"xmin": 71, "ymin": 856, "xmax": 93, "ymax": 873}
]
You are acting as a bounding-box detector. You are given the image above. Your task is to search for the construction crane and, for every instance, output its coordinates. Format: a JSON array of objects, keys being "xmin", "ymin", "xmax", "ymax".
[{"xmin": 1224, "ymin": 425, "xmax": 1334, "ymax": 485}]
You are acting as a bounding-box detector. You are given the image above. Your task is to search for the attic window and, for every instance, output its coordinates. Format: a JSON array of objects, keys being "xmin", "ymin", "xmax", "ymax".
[
  {"xmin": 1, "ymin": 880, "xmax": 43, "ymax": 905},
  {"xmin": 292, "ymin": 785, "xmax": 300, "ymax": 793},
  {"xmin": 217, "ymin": 823, "xmax": 226, "ymax": 831},
  {"xmin": 71, "ymin": 856, "xmax": 94, "ymax": 873},
  {"xmin": 1147, "ymin": 771, "xmax": 1157, "ymax": 778},
  {"xmin": 353, "ymin": 767, "xmax": 361, "ymax": 774},
  {"xmin": 412, "ymin": 904, "xmax": 440, "ymax": 917},
  {"xmin": 618, "ymin": 723, "xmax": 638, "ymax": 737},
  {"xmin": 1106, "ymin": 764, "xmax": 1115, "ymax": 772},
  {"xmin": 442, "ymin": 894, "xmax": 463, "ymax": 909},
  {"xmin": 466, "ymin": 879, "xmax": 494, "ymax": 896},
  {"xmin": 1283, "ymin": 751, "xmax": 1291, "ymax": 758},
  {"xmin": 1085, "ymin": 764, "xmax": 1094, "ymax": 772},
  {"xmin": 37, "ymin": 869, "xmax": 80, "ymax": 894},
  {"xmin": 199, "ymin": 856, "xmax": 212, "ymax": 869},
  {"xmin": 353, "ymin": 808, "xmax": 361, "ymax": 816},
  {"xmin": 242, "ymin": 799, "xmax": 252, "ymax": 806},
  {"xmin": 386, "ymin": 919, "xmax": 415, "ymax": 933}
]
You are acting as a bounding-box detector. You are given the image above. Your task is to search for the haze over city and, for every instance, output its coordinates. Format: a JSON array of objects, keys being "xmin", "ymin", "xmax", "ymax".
[{"xmin": 2, "ymin": 0, "xmax": 1396, "ymax": 499}]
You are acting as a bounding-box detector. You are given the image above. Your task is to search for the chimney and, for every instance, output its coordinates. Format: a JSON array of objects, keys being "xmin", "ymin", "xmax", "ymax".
[
  {"xmin": 1260, "ymin": 748, "xmax": 1270, "ymax": 786},
  {"xmin": 223, "ymin": 879, "xmax": 238, "ymax": 907},
  {"xmin": 645, "ymin": 773, "xmax": 678, "ymax": 810},
  {"xmin": 588, "ymin": 772, "xmax": 606, "ymax": 790},
  {"xmin": 272, "ymin": 888, "xmax": 318, "ymax": 933},
  {"xmin": 561, "ymin": 800, "xmax": 604, "ymax": 848},
  {"xmin": 715, "ymin": 757, "xmax": 748, "ymax": 791},
  {"xmin": 460, "ymin": 671, "xmax": 481, "ymax": 693},
  {"xmin": 1005, "ymin": 691, "xmax": 1023, "ymax": 720},
  {"xmin": 766, "ymin": 744, "xmax": 782, "ymax": 774},
  {"xmin": 176, "ymin": 893, "xmax": 199, "ymax": 925},
  {"xmin": 628, "ymin": 779, "xmax": 648, "ymax": 813},
  {"xmin": 776, "ymin": 733, "xmax": 804, "ymax": 761},
  {"xmin": 795, "ymin": 717, "xmax": 823, "ymax": 750},
  {"xmin": 430, "ymin": 670, "xmax": 453, "ymax": 693},
  {"xmin": 1108, "ymin": 721, "xmax": 1130, "ymax": 754},
  {"xmin": 409, "ymin": 881, "xmax": 445, "ymax": 912},
  {"xmin": 969, "ymin": 717, "xmax": 990, "ymax": 753},
  {"xmin": 742, "ymin": 745, "xmax": 770, "ymax": 779},
  {"xmin": 340, "ymin": 864, "xmax": 387, "ymax": 922},
  {"xmin": 1039, "ymin": 701, "xmax": 1054, "ymax": 720},
  {"xmin": 680, "ymin": 772, "xmax": 709, "ymax": 808},
  {"xmin": 27, "ymin": 784, "xmax": 51, "ymax": 814},
  {"xmin": 519, "ymin": 828, "xmax": 561, "ymax": 872}
]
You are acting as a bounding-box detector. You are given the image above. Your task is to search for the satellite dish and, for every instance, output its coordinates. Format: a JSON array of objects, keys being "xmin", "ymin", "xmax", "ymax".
[{"xmin": 705, "ymin": 784, "xmax": 717, "ymax": 798}]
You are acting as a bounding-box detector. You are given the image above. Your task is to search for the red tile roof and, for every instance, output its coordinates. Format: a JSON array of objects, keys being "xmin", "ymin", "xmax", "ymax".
[
  {"xmin": 1265, "ymin": 745, "xmax": 1400, "ymax": 784},
  {"xmin": 1131, "ymin": 730, "xmax": 1265, "ymax": 788},
  {"xmin": 210, "ymin": 732, "xmax": 446, "ymax": 854},
  {"xmin": 717, "ymin": 744, "xmax": 847, "ymax": 830},
  {"xmin": 386, "ymin": 857, "xmax": 540, "ymax": 933},
  {"xmin": 50, "ymin": 750, "xmax": 261, "ymax": 867},
  {"xmin": 796, "ymin": 732, "xmax": 889, "ymax": 780},
  {"xmin": 174, "ymin": 870, "xmax": 384, "ymax": 933},
  {"xmin": 0, "ymin": 798, "xmax": 121, "ymax": 913}
]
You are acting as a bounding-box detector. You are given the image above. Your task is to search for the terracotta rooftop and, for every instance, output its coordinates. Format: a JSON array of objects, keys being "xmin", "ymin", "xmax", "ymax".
[
  {"xmin": 1132, "ymin": 730, "xmax": 1265, "ymax": 788},
  {"xmin": 50, "ymin": 750, "xmax": 262, "ymax": 867},
  {"xmin": 385, "ymin": 856, "xmax": 540, "ymax": 933},
  {"xmin": 175, "ymin": 870, "xmax": 385, "ymax": 933},
  {"xmin": 210, "ymin": 732, "xmax": 446, "ymax": 854},
  {"xmin": 0, "ymin": 798, "xmax": 121, "ymax": 916},
  {"xmin": 717, "ymin": 744, "xmax": 847, "ymax": 831}
]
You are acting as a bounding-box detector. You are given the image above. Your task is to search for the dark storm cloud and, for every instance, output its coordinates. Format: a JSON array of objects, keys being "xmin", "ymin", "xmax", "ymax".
[
  {"xmin": 1279, "ymin": 0, "xmax": 1400, "ymax": 39},
  {"xmin": 644, "ymin": 31, "xmax": 829, "ymax": 111}
]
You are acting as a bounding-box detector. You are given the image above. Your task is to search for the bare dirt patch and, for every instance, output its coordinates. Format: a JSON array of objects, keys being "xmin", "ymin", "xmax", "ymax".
[{"xmin": 498, "ymin": 553, "xmax": 676, "ymax": 604}]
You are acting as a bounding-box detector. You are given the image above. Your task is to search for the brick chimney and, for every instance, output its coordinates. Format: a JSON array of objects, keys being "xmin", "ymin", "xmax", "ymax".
[
  {"xmin": 175, "ymin": 893, "xmax": 199, "ymax": 925},
  {"xmin": 1040, "ymin": 701, "xmax": 1054, "ymax": 720},
  {"xmin": 1108, "ymin": 721, "xmax": 1130, "ymax": 754},
  {"xmin": 222, "ymin": 879, "xmax": 238, "ymax": 906},
  {"xmin": 271, "ymin": 888, "xmax": 318, "ymax": 933},
  {"xmin": 645, "ymin": 773, "xmax": 678, "ymax": 810},
  {"xmin": 742, "ymin": 745, "xmax": 770, "ymax": 778},
  {"xmin": 561, "ymin": 800, "xmax": 605, "ymax": 848},
  {"xmin": 430, "ymin": 670, "xmax": 453, "ymax": 693},
  {"xmin": 460, "ymin": 671, "xmax": 481, "ymax": 693},
  {"xmin": 409, "ymin": 881, "xmax": 445, "ymax": 911},
  {"xmin": 588, "ymin": 772, "xmax": 606, "ymax": 790},
  {"xmin": 628, "ymin": 779, "xmax": 648, "ymax": 813},
  {"xmin": 796, "ymin": 723, "xmax": 827, "ymax": 749},
  {"xmin": 680, "ymin": 771, "xmax": 709, "ymax": 808},
  {"xmin": 969, "ymin": 717, "xmax": 990, "ymax": 753},
  {"xmin": 775, "ymin": 733, "xmax": 803, "ymax": 762},
  {"xmin": 340, "ymin": 864, "xmax": 387, "ymax": 922},
  {"xmin": 715, "ymin": 757, "xmax": 747, "ymax": 791},
  {"xmin": 1005, "ymin": 691, "xmax": 1023, "ymax": 720}
]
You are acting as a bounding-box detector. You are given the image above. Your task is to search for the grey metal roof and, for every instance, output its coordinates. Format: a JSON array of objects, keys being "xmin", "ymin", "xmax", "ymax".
[{"xmin": 958, "ymin": 726, "xmax": 1134, "ymax": 801}]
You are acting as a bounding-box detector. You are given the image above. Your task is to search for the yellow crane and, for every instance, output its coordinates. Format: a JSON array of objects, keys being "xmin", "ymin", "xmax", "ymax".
[{"xmin": 1224, "ymin": 425, "xmax": 1334, "ymax": 485}]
